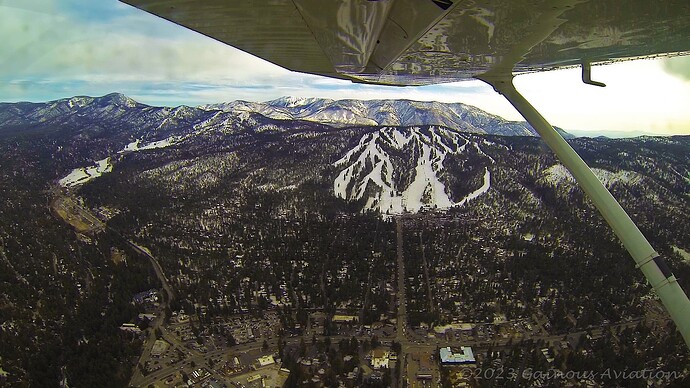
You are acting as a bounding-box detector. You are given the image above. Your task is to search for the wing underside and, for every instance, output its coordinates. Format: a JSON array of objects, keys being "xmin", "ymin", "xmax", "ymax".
[{"xmin": 119, "ymin": 0, "xmax": 690, "ymax": 86}]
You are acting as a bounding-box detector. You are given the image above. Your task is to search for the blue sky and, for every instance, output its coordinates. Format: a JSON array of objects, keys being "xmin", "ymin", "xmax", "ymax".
[{"xmin": 2, "ymin": 0, "xmax": 690, "ymax": 137}]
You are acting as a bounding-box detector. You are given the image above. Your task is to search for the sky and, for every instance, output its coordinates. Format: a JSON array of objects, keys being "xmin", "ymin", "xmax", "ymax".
[{"xmin": 2, "ymin": 0, "xmax": 690, "ymax": 137}]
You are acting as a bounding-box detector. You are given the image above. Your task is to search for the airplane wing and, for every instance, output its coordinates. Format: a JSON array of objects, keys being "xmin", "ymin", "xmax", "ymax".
[{"xmin": 120, "ymin": 0, "xmax": 690, "ymax": 86}]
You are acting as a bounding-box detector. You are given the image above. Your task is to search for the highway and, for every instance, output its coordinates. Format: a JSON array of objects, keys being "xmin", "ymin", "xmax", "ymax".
[
  {"xmin": 122, "ymin": 239, "xmax": 176, "ymax": 303},
  {"xmin": 123, "ymin": 239, "xmax": 177, "ymax": 387}
]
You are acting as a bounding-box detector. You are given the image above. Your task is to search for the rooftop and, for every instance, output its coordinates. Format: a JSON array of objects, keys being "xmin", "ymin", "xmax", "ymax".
[{"xmin": 439, "ymin": 346, "xmax": 475, "ymax": 364}]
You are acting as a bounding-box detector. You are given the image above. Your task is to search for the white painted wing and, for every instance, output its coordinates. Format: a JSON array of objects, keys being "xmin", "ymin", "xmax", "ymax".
[{"xmin": 120, "ymin": 0, "xmax": 690, "ymax": 86}]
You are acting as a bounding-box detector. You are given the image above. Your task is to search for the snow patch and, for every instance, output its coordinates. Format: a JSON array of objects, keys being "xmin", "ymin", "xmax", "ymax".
[
  {"xmin": 138, "ymin": 136, "xmax": 180, "ymax": 150},
  {"xmin": 542, "ymin": 164, "xmax": 575, "ymax": 186},
  {"xmin": 542, "ymin": 164, "xmax": 643, "ymax": 188},
  {"xmin": 59, "ymin": 157, "xmax": 113, "ymax": 187},
  {"xmin": 119, "ymin": 135, "xmax": 180, "ymax": 153},
  {"xmin": 334, "ymin": 127, "xmax": 493, "ymax": 214},
  {"xmin": 120, "ymin": 139, "xmax": 141, "ymax": 152},
  {"xmin": 63, "ymin": 135, "xmax": 182, "ymax": 188},
  {"xmin": 672, "ymin": 246, "xmax": 690, "ymax": 264},
  {"xmin": 390, "ymin": 129, "xmax": 412, "ymax": 149},
  {"xmin": 591, "ymin": 168, "xmax": 643, "ymax": 187},
  {"xmin": 401, "ymin": 143, "xmax": 454, "ymax": 213},
  {"xmin": 456, "ymin": 168, "xmax": 491, "ymax": 207}
]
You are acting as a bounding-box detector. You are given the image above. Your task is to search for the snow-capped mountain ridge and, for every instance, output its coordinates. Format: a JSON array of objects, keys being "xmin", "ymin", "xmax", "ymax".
[
  {"xmin": 204, "ymin": 96, "xmax": 570, "ymax": 137},
  {"xmin": 2, "ymin": 93, "xmax": 570, "ymax": 138}
]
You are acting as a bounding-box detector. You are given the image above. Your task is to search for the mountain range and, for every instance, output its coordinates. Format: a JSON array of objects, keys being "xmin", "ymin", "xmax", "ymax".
[
  {"xmin": 202, "ymin": 96, "xmax": 573, "ymax": 137},
  {"xmin": 0, "ymin": 93, "xmax": 576, "ymax": 215},
  {"xmin": 0, "ymin": 93, "xmax": 684, "ymax": 217},
  {"xmin": 1, "ymin": 93, "xmax": 571, "ymax": 139}
]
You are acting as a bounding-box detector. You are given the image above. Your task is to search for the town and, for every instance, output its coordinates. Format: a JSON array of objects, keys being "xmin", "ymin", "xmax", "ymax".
[{"xmin": 116, "ymin": 205, "xmax": 687, "ymax": 388}]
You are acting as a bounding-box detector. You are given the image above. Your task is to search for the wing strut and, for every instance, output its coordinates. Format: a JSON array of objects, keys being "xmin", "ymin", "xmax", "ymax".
[
  {"xmin": 478, "ymin": 72, "xmax": 690, "ymax": 349},
  {"xmin": 582, "ymin": 62, "xmax": 606, "ymax": 87}
]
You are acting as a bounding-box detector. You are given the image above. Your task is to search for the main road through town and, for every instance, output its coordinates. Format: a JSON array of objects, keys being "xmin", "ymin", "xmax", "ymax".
[{"xmin": 396, "ymin": 217, "xmax": 409, "ymax": 388}]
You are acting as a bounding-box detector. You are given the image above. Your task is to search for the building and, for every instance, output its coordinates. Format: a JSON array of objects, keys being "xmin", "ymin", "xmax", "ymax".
[
  {"xmin": 119, "ymin": 323, "xmax": 141, "ymax": 334},
  {"xmin": 151, "ymin": 339, "xmax": 169, "ymax": 357},
  {"xmin": 247, "ymin": 374, "xmax": 262, "ymax": 382},
  {"xmin": 257, "ymin": 355, "xmax": 275, "ymax": 367},
  {"xmin": 189, "ymin": 368, "xmax": 211, "ymax": 385},
  {"xmin": 415, "ymin": 351, "xmax": 434, "ymax": 381},
  {"xmin": 247, "ymin": 374, "xmax": 263, "ymax": 385},
  {"xmin": 439, "ymin": 346, "xmax": 476, "ymax": 365},
  {"xmin": 370, "ymin": 348, "xmax": 390, "ymax": 369},
  {"xmin": 333, "ymin": 314, "xmax": 358, "ymax": 323},
  {"xmin": 132, "ymin": 289, "xmax": 158, "ymax": 304}
]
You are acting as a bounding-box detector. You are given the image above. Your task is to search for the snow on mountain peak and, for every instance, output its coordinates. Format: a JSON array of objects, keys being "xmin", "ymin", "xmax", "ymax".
[
  {"xmin": 197, "ymin": 96, "xmax": 563, "ymax": 137},
  {"xmin": 243, "ymin": 97, "xmax": 546, "ymax": 136},
  {"xmin": 65, "ymin": 96, "xmax": 95, "ymax": 109},
  {"xmin": 98, "ymin": 93, "xmax": 138, "ymax": 108},
  {"xmin": 266, "ymin": 96, "xmax": 331, "ymax": 108}
]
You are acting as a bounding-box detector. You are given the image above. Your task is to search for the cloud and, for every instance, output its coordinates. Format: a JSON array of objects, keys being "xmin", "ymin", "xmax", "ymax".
[
  {"xmin": 0, "ymin": 0, "xmax": 59, "ymax": 15},
  {"xmin": 0, "ymin": 0, "xmax": 296, "ymax": 97},
  {"xmin": 2, "ymin": 16, "xmax": 285, "ymax": 81},
  {"xmin": 662, "ymin": 56, "xmax": 690, "ymax": 82}
]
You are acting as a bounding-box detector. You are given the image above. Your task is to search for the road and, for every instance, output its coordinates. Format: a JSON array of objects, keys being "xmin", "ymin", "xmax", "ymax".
[
  {"xmin": 419, "ymin": 232, "xmax": 435, "ymax": 321},
  {"xmin": 395, "ymin": 218, "xmax": 408, "ymax": 388},
  {"xmin": 122, "ymin": 238, "xmax": 175, "ymax": 303},
  {"xmin": 124, "ymin": 239, "xmax": 176, "ymax": 386},
  {"xmin": 396, "ymin": 218, "xmax": 408, "ymax": 344},
  {"xmin": 48, "ymin": 190, "xmax": 177, "ymax": 387}
]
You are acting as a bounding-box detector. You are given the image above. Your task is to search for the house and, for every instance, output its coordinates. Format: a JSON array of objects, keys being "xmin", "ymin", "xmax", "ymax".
[{"xmin": 370, "ymin": 348, "xmax": 390, "ymax": 369}]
